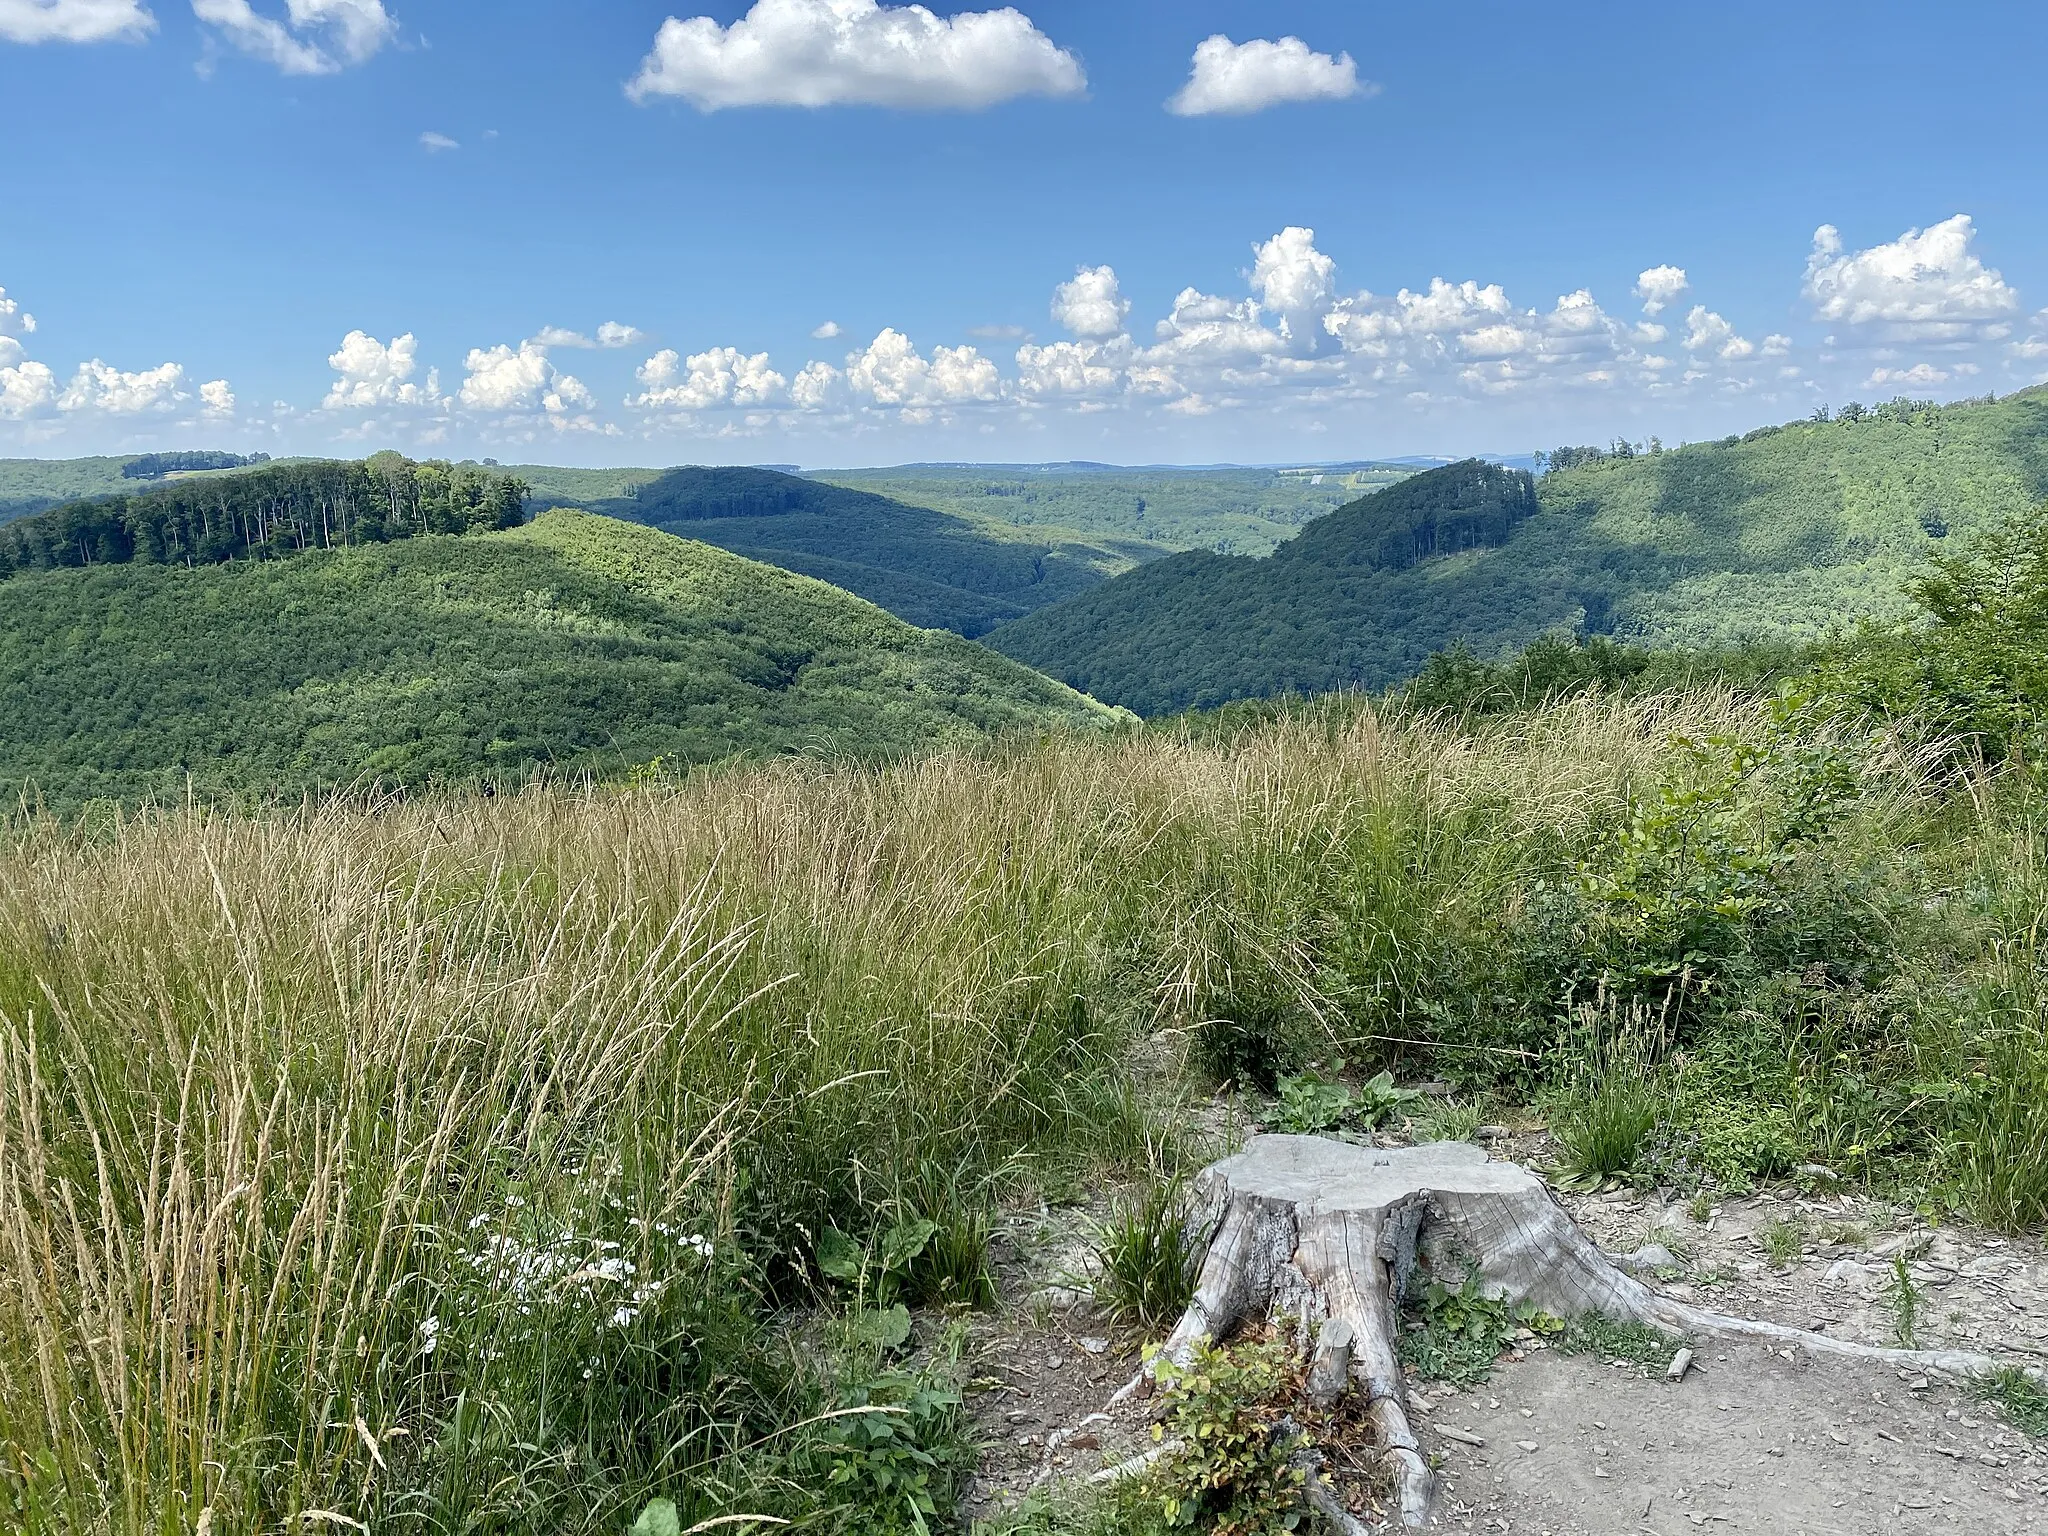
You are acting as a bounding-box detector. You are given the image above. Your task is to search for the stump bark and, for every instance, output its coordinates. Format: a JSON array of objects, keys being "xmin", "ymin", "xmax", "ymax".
[{"xmin": 1133, "ymin": 1135, "xmax": 2012, "ymax": 1528}]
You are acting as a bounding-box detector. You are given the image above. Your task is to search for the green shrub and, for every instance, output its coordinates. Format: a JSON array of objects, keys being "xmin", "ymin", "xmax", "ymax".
[
  {"xmin": 1142, "ymin": 1338, "xmax": 1306, "ymax": 1535},
  {"xmin": 1572, "ymin": 692, "xmax": 1861, "ymax": 1012},
  {"xmin": 1662, "ymin": 1096, "xmax": 1803, "ymax": 1192},
  {"xmin": 1814, "ymin": 506, "xmax": 2048, "ymax": 765},
  {"xmin": 815, "ymin": 1364, "xmax": 969, "ymax": 1536}
]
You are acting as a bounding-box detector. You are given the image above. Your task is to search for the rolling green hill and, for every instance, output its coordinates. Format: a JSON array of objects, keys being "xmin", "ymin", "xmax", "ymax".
[
  {"xmin": 987, "ymin": 391, "xmax": 2048, "ymax": 715},
  {"xmin": 0, "ymin": 508, "xmax": 1125, "ymax": 809},
  {"xmin": 0, "ymin": 456, "xmax": 141, "ymax": 523},
  {"xmin": 581, "ymin": 464, "xmax": 1145, "ymax": 635},
  {"xmin": 815, "ymin": 462, "xmax": 1416, "ymax": 558}
]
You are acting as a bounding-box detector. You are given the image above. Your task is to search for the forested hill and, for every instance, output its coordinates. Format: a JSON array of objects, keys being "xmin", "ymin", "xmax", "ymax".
[
  {"xmin": 0, "ymin": 509, "xmax": 1126, "ymax": 810},
  {"xmin": 0, "ymin": 456, "xmax": 144, "ymax": 523},
  {"xmin": 590, "ymin": 465, "xmax": 1145, "ymax": 636},
  {"xmin": 984, "ymin": 460, "xmax": 1539, "ymax": 712},
  {"xmin": 0, "ymin": 453, "xmax": 530, "ymax": 578},
  {"xmin": 987, "ymin": 391, "xmax": 2048, "ymax": 715}
]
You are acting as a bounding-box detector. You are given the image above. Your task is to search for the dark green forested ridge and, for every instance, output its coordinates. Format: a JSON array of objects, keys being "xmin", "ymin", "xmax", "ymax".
[
  {"xmin": 0, "ymin": 508, "xmax": 1124, "ymax": 811},
  {"xmin": 988, "ymin": 390, "xmax": 2048, "ymax": 715},
  {"xmin": 585, "ymin": 464, "xmax": 1142, "ymax": 635},
  {"xmin": 0, "ymin": 452, "xmax": 530, "ymax": 579}
]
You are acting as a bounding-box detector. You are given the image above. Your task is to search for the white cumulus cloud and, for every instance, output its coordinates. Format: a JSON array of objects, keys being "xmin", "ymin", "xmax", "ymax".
[
  {"xmin": 529, "ymin": 325, "xmax": 591, "ymax": 349},
  {"xmin": 626, "ymin": 0, "xmax": 1085, "ymax": 110},
  {"xmin": 60, "ymin": 359, "xmax": 187, "ymax": 413},
  {"xmin": 1634, "ymin": 265, "xmax": 1688, "ymax": 316},
  {"xmin": 0, "ymin": 360, "xmax": 58, "ymax": 418},
  {"xmin": 0, "ymin": 0, "xmax": 153, "ymax": 44},
  {"xmin": 0, "ymin": 285, "xmax": 34, "ymax": 339},
  {"xmin": 811, "ymin": 320, "xmax": 843, "ymax": 340},
  {"xmin": 1866, "ymin": 363, "xmax": 1953, "ymax": 389},
  {"xmin": 1014, "ymin": 337, "xmax": 1128, "ymax": 399},
  {"xmin": 534, "ymin": 321, "xmax": 648, "ymax": 350},
  {"xmin": 193, "ymin": 0, "xmax": 396, "ymax": 76},
  {"xmin": 2013, "ymin": 312, "xmax": 2048, "ymax": 363},
  {"xmin": 630, "ymin": 346, "xmax": 787, "ymax": 410},
  {"xmin": 1051, "ymin": 265, "xmax": 1128, "ymax": 340},
  {"xmin": 460, "ymin": 340, "xmax": 593, "ymax": 416},
  {"xmin": 1804, "ymin": 215, "xmax": 2019, "ymax": 342},
  {"xmin": 199, "ymin": 378, "xmax": 235, "ymax": 416},
  {"xmin": 324, "ymin": 330, "xmax": 439, "ymax": 408},
  {"xmin": 1250, "ymin": 226, "xmax": 1336, "ymax": 315},
  {"xmin": 790, "ymin": 359, "xmax": 842, "ymax": 410},
  {"xmin": 1167, "ymin": 35, "xmax": 1367, "ymax": 117},
  {"xmin": 846, "ymin": 328, "xmax": 1001, "ymax": 409},
  {"xmin": 1683, "ymin": 305, "xmax": 1755, "ymax": 361}
]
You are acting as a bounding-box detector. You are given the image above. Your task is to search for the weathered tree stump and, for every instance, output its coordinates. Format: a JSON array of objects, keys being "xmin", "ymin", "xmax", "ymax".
[{"xmin": 1126, "ymin": 1135, "xmax": 2014, "ymax": 1528}]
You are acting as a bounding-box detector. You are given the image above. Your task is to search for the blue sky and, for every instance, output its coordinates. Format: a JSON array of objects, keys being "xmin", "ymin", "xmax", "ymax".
[{"xmin": 3, "ymin": 0, "xmax": 2046, "ymax": 467}]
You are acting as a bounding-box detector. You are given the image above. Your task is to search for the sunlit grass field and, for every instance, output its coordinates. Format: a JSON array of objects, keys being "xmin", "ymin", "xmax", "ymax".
[{"xmin": 2, "ymin": 693, "xmax": 2043, "ymax": 1532}]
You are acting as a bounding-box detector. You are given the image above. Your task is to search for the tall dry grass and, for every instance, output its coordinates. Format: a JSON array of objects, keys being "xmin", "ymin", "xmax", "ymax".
[{"xmin": 0, "ymin": 692, "xmax": 1912, "ymax": 1531}]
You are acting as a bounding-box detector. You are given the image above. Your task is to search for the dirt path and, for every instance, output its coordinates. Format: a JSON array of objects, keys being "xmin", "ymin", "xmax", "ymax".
[{"xmin": 1426, "ymin": 1348, "xmax": 2044, "ymax": 1533}]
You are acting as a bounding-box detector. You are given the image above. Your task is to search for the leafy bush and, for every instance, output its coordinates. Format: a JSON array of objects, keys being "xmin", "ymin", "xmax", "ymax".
[
  {"xmin": 1657, "ymin": 1095, "xmax": 1802, "ymax": 1192},
  {"xmin": 1142, "ymin": 1338, "xmax": 1307, "ymax": 1535},
  {"xmin": 1573, "ymin": 692, "xmax": 1862, "ymax": 1009},
  {"xmin": 816, "ymin": 1365, "xmax": 968, "ymax": 1536},
  {"xmin": 1815, "ymin": 505, "xmax": 2048, "ymax": 764},
  {"xmin": 1191, "ymin": 985, "xmax": 1313, "ymax": 1092}
]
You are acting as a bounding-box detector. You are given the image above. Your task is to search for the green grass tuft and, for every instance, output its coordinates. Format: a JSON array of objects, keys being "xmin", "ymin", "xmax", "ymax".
[{"xmin": 1090, "ymin": 1179, "xmax": 1201, "ymax": 1332}]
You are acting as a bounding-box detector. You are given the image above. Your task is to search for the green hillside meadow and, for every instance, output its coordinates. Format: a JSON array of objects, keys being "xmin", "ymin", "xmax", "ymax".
[
  {"xmin": 0, "ymin": 507, "xmax": 1124, "ymax": 809},
  {"xmin": 990, "ymin": 390, "xmax": 2048, "ymax": 714}
]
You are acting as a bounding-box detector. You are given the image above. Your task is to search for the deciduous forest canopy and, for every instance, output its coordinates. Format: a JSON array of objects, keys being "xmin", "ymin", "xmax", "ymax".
[
  {"xmin": 989, "ymin": 390, "xmax": 2048, "ymax": 714},
  {"xmin": 0, "ymin": 508, "xmax": 1122, "ymax": 811}
]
